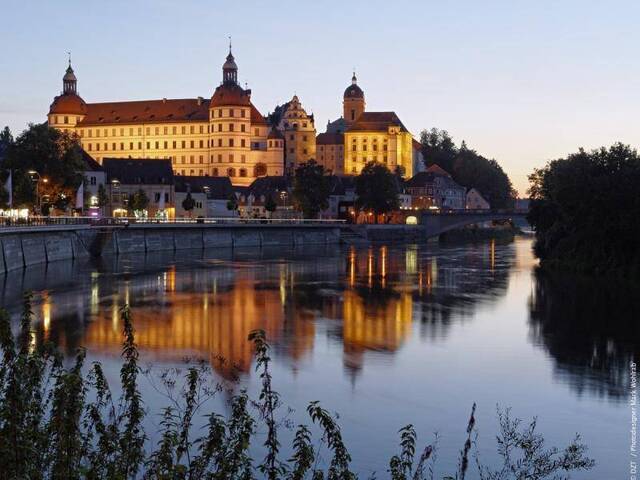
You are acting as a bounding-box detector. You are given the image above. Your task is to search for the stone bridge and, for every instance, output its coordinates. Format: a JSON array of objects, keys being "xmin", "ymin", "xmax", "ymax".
[{"xmin": 419, "ymin": 211, "xmax": 529, "ymax": 238}]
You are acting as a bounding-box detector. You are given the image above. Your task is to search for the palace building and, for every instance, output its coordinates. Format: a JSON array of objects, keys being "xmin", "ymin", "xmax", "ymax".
[
  {"xmin": 317, "ymin": 73, "xmax": 423, "ymax": 178},
  {"xmin": 48, "ymin": 48, "xmax": 284, "ymax": 186},
  {"xmin": 277, "ymin": 95, "xmax": 316, "ymax": 174}
]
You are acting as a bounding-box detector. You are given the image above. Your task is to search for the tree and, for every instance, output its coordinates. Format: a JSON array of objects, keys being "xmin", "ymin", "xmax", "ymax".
[
  {"xmin": 4, "ymin": 123, "xmax": 84, "ymax": 208},
  {"xmin": 527, "ymin": 143, "xmax": 640, "ymax": 275},
  {"xmin": 420, "ymin": 128, "xmax": 458, "ymax": 173},
  {"xmin": 292, "ymin": 160, "xmax": 331, "ymax": 218},
  {"xmin": 264, "ymin": 194, "xmax": 277, "ymax": 217},
  {"xmin": 226, "ymin": 194, "xmax": 239, "ymax": 218},
  {"xmin": 182, "ymin": 191, "xmax": 196, "ymax": 217},
  {"xmin": 129, "ymin": 189, "xmax": 149, "ymax": 216},
  {"xmin": 0, "ymin": 126, "xmax": 13, "ymax": 164},
  {"xmin": 355, "ymin": 162, "xmax": 400, "ymax": 222},
  {"xmin": 97, "ymin": 183, "xmax": 109, "ymax": 215},
  {"xmin": 419, "ymin": 127, "xmax": 515, "ymax": 209}
]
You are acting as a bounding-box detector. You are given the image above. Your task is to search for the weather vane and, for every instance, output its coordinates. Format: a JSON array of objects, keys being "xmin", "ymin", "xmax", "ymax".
[{"xmin": 67, "ymin": 51, "xmax": 72, "ymax": 66}]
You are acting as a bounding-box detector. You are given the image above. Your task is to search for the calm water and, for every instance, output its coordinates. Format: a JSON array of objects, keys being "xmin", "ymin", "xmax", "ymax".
[{"xmin": 1, "ymin": 237, "xmax": 634, "ymax": 478}]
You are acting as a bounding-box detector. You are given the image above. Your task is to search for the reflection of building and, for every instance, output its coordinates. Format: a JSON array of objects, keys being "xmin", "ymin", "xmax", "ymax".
[
  {"xmin": 342, "ymin": 289, "xmax": 413, "ymax": 371},
  {"xmin": 81, "ymin": 265, "xmax": 319, "ymax": 380},
  {"xmin": 47, "ymin": 48, "xmax": 283, "ymax": 185}
]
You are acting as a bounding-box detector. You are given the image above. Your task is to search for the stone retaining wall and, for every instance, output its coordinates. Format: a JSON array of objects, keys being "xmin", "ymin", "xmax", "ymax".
[{"xmin": 0, "ymin": 225, "xmax": 341, "ymax": 273}]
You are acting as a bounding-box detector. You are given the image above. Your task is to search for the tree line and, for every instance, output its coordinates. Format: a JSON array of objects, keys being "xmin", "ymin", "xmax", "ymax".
[
  {"xmin": 419, "ymin": 128, "xmax": 516, "ymax": 209},
  {"xmin": 527, "ymin": 143, "xmax": 640, "ymax": 276}
]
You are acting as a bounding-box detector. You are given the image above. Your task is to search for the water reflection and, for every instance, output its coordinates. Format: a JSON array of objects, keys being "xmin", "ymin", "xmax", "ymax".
[
  {"xmin": 4, "ymin": 241, "xmax": 514, "ymax": 383},
  {"xmin": 528, "ymin": 269, "xmax": 640, "ymax": 401}
]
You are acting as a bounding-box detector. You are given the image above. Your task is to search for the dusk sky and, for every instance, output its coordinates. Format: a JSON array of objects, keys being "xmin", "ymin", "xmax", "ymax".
[{"xmin": 1, "ymin": 0, "xmax": 638, "ymax": 195}]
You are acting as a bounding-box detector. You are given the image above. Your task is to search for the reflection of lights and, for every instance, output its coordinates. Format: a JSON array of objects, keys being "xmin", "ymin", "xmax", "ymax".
[
  {"xmin": 42, "ymin": 293, "xmax": 51, "ymax": 334},
  {"xmin": 349, "ymin": 247, "xmax": 356, "ymax": 287},
  {"xmin": 490, "ymin": 239, "xmax": 496, "ymax": 271},
  {"xmin": 405, "ymin": 246, "xmax": 417, "ymax": 274},
  {"xmin": 279, "ymin": 266, "xmax": 287, "ymax": 306},
  {"xmin": 367, "ymin": 248, "xmax": 373, "ymax": 288}
]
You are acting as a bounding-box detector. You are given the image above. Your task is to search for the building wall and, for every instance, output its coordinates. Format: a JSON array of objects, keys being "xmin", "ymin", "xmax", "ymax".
[
  {"xmin": 317, "ymin": 143, "xmax": 344, "ymax": 174},
  {"xmin": 109, "ymin": 183, "xmax": 175, "ymax": 218},
  {"xmin": 279, "ymin": 96, "xmax": 316, "ymax": 173},
  {"xmin": 49, "ymin": 111, "xmax": 281, "ymax": 186},
  {"xmin": 344, "ymin": 128, "xmax": 413, "ymax": 178}
]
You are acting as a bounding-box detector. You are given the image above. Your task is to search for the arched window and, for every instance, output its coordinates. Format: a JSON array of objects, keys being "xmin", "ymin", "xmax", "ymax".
[
  {"xmin": 254, "ymin": 163, "xmax": 267, "ymax": 177},
  {"xmin": 239, "ymin": 168, "xmax": 247, "ymax": 177},
  {"xmin": 212, "ymin": 168, "xmax": 219, "ymax": 176},
  {"xmin": 227, "ymin": 168, "xmax": 236, "ymax": 177}
]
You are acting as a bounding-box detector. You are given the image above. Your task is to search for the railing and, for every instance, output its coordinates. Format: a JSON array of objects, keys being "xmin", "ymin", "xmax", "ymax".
[
  {"xmin": 420, "ymin": 209, "xmax": 525, "ymax": 216},
  {"xmin": 0, "ymin": 216, "xmax": 346, "ymax": 228}
]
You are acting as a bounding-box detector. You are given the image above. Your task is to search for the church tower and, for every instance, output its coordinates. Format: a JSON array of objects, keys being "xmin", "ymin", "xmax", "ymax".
[
  {"xmin": 343, "ymin": 72, "xmax": 365, "ymax": 127},
  {"xmin": 48, "ymin": 56, "xmax": 87, "ymax": 132}
]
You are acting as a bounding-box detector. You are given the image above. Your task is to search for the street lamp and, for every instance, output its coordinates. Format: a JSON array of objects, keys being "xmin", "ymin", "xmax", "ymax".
[{"xmin": 27, "ymin": 171, "xmax": 48, "ymax": 215}]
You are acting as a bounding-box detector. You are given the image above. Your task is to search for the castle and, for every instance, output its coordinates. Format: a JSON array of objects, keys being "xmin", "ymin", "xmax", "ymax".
[{"xmin": 48, "ymin": 48, "xmax": 423, "ymax": 185}]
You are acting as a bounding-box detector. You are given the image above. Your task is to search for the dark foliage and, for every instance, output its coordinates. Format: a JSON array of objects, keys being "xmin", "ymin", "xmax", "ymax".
[
  {"xmin": 527, "ymin": 143, "xmax": 640, "ymax": 275},
  {"xmin": 355, "ymin": 162, "xmax": 400, "ymax": 220},
  {"xmin": 419, "ymin": 128, "xmax": 515, "ymax": 209},
  {"xmin": 3, "ymin": 123, "xmax": 84, "ymax": 209},
  {"xmin": 292, "ymin": 160, "xmax": 331, "ymax": 218}
]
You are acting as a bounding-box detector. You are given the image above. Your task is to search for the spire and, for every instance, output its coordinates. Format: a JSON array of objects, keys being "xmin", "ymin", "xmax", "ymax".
[
  {"xmin": 222, "ymin": 37, "xmax": 238, "ymax": 85},
  {"xmin": 63, "ymin": 53, "xmax": 77, "ymax": 95},
  {"xmin": 352, "ymin": 69, "xmax": 357, "ymax": 85}
]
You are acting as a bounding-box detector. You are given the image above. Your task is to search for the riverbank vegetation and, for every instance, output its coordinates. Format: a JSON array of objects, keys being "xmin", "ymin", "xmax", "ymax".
[
  {"xmin": 528, "ymin": 143, "xmax": 640, "ymax": 276},
  {"xmin": 0, "ymin": 293, "xmax": 594, "ymax": 479}
]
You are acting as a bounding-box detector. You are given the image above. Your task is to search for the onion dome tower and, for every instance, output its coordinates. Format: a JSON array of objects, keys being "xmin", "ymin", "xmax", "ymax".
[
  {"xmin": 343, "ymin": 71, "xmax": 365, "ymax": 126},
  {"xmin": 48, "ymin": 56, "xmax": 87, "ymax": 131}
]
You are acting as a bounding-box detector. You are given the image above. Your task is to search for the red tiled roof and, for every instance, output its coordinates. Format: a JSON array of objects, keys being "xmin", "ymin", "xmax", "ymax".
[
  {"xmin": 250, "ymin": 104, "xmax": 268, "ymax": 125},
  {"xmin": 49, "ymin": 93, "xmax": 88, "ymax": 115},
  {"xmin": 76, "ymin": 96, "xmax": 267, "ymax": 126},
  {"xmin": 346, "ymin": 111, "xmax": 409, "ymax": 133},
  {"xmin": 210, "ymin": 83, "xmax": 252, "ymax": 107},
  {"xmin": 78, "ymin": 98, "xmax": 209, "ymax": 126},
  {"xmin": 316, "ymin": 132, "xmax": 344, "ymax": 145},
  {"xmin": 426, "ymin": 164, "xmax": 452, "ymax": 177}
]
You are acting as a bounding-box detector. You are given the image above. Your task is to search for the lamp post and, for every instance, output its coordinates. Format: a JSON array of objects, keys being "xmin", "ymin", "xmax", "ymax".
[{"xmin": 27, "ymin": 171, "xmax": 48, "ymax": 215}]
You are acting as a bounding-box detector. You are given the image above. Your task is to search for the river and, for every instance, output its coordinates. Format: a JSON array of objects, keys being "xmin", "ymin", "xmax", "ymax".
[{"xmin": 1, "ymin": 237, "xmax": 633, "ymax": 478}]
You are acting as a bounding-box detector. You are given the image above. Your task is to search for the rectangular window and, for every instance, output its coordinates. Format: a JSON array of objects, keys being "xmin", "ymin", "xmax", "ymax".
[
  {"xmin": 155, "ymin": 141, "xmax": 159, "ymax": 149},
  {"xmin": 190, "ymin": 140, "xmax": 194, "ymax": 148},
  {"xmin": 241, "ymin": 124, "xmax": 245, "ymax": 132},
  {"xmin": 172, "ymin": 126, "xmax": 177, "ymax": 134},
  {"xmin": 129, "ymin": 142, "xmax": 133, "ymax": 149},
  {"xmin": 138, "ymin": 142, "xmax": 142, "ymax": 149},
  {"xmin": 155, "ymin": 127, "xmax": 159, "ymax": 135},
  {"xmin": 181, "ymin": 126, "xmax": 186, "ymax": 134},
  {"xmin": 173, "ymin": 141, "xmax": 177, "ymax": 148},
  {"xmin": 163, "ymin": 127, "xmax": 168, "ymax": 134},
  {"xmin": 218, "ymin": 139, "xmax": 222, "ymax": 147},
  {"xmin": 229, "ymin": 139, "xmax": 234, "ymax": 147},
  {"xmin": 190, "ymin": 126, "xmax": 194, "ymax": 134},
  {"xmin": 241, "ymin": 110, "xmax": 245, "ymax": 118},
  {"xmin": 229, "ymin": 124, "xmax": 234, "ymax": 132},
  {"xmin": 229, "ymin": 154, "xmax": 234, "ymax": 162},
  {"xmin": 229, "ymin": 109, "xmax": 234, "ymax": 117},
  {"xmin": 241, "ymin": 139, "xmax": 245, "ymax": 147}
]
